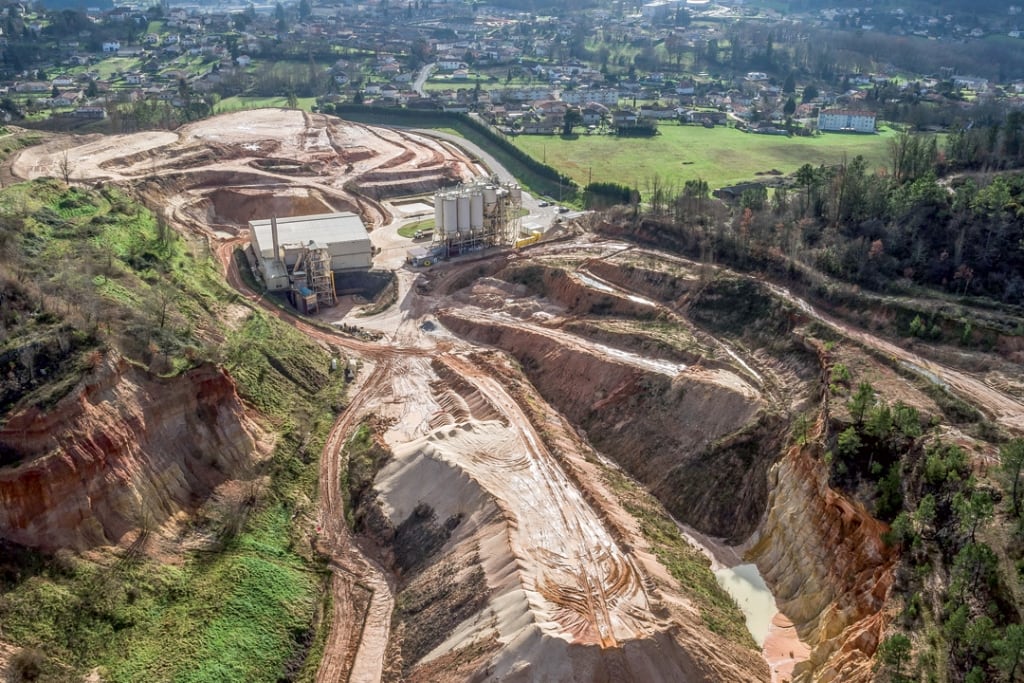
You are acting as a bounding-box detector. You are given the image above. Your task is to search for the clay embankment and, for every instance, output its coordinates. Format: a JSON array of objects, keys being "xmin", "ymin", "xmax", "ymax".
[
  {"xmin": 583, "ymin": 253, "xmax": 700, "ymax": 307},
  {"xmin": 502, "ymin": 263, "xmax": 664, "ymax": 319},
  {"xmin": 0, "ymin": 355, "xmax": 262, "ymax": 552}
]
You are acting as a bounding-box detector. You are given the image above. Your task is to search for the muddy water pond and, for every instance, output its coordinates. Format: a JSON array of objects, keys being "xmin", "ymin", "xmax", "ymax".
[{"xmin": 714, "ymin": 563, "xmax": 777, "ymax": 646}]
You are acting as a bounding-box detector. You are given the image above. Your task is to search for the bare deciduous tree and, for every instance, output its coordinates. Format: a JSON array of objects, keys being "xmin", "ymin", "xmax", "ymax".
[{"xmin": 58, "ymin": 148, "xmax": 73, "ymax": 184}]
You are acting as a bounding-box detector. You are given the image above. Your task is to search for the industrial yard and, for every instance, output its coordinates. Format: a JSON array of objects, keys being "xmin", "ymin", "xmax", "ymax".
[{"xmin": 4, "ymin": 108, "xmax": 1024, "ymax": 683}]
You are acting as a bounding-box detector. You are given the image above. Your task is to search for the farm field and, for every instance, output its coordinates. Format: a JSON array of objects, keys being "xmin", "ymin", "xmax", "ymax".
[
  {"xmin": 513, "ymin": 121, "xmax": 900, "ymax": 190},
  {"xmin": 215, "ymin": 96, "xmax": 317, "ymax": 113}
]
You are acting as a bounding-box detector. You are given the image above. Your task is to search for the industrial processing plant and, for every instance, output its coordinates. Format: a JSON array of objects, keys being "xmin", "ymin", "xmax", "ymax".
[{"xmin": 430, "ymin": 178, "xmax": 524, "ymax": 257}]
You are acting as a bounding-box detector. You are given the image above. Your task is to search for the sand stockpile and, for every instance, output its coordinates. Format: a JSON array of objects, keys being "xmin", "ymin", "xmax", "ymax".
[{"xmin": 345, "ymin": 352, "xmax": 767, "ymax": 682}]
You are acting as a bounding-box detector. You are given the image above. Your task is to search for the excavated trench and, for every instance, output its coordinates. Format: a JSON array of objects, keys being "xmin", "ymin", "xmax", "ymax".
[
  {"xmin": 432, "ymin": 250, "xmax": 896, "ymax": 682},
  {"xmin": 202, "ymin": 186, "xmax": 352, "ymax": 225}
]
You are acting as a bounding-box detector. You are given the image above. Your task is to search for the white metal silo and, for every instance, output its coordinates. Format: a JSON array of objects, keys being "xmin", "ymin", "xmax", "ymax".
[
  {"xmin": 482, "ymin": 185, "xmax": 498, "ymax": 209},
  {"xmin": 470, "ymin": 192, "xmax": 484, "ymax": 229},
  {"xmin": 509, "ymin": 184, "xmax": 522, "ymax": 204},
  {"xmin": 457, "ymin": 193, "xmax": 471, "ymax": 231},
  {"xmin": 443, "ymin": 196, "xmax": 458, "ymax": 234},
  {"xmin": 433, "ymin": 199, "xmax": 443, "ymax": 232}
]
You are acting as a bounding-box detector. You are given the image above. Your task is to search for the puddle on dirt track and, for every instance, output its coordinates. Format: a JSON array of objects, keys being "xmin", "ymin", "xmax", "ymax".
[{"xmin": 714, "ymin": 563, "xmax": 777, "ymax": 646}]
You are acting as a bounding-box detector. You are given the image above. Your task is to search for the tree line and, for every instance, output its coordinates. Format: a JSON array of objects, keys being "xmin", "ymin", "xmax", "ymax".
[{"xmin": 626, "ymin": 128, "xmax": 1024, "ymax": 306}]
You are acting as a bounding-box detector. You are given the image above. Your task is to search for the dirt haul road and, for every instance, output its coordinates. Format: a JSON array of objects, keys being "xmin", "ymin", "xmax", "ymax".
[{"xmin": 764, "ymin": 283, "xmax": 1024, "ymax": 433}]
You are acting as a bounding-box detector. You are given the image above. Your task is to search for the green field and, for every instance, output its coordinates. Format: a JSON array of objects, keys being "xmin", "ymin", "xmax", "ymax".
[
  {"xmin": 513, "ymin": 122, "xmax": 899, "ymax": 190},
  {"xmin": 91, "ymin": 57, "xmax": 142, "ymax": 80},
  {"xmin": 215, "ymin": 96, "xmax": 318, "ymax": 113}
]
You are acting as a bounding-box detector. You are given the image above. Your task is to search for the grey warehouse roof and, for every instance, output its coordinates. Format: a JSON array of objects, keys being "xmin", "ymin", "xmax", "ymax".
[{"xmin": 250, "ymin": 212, "xmax": 369, "ymax": 249}]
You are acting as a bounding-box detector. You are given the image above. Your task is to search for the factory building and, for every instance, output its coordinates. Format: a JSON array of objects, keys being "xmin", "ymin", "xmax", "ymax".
[{"xmin": 249, "ymin": 212, "xmax": 373, "ymax": 312}]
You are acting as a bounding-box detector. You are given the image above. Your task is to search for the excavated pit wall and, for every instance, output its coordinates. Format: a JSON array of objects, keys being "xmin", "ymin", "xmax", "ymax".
[
  {"xmin": 438, "ymin": 310, "xmax": 771, "ymax": 542},
  {"xmin": 744, "ymin": 336, "xmax": 896, "ymax": 682},
  {"xmin": 749, "ymin": 440, "xmax": 896, "ymax": 683},
  {"xmin": 0, "ymin": 355, "xmax": 260, "ymax": 551},
  {"xmin": 444, "ymin": 254, "xmax": 897, "ymax": 679}
]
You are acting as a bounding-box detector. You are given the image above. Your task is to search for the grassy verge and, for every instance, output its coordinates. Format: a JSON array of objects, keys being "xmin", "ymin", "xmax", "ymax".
[
  {"xmin": 397, "ymin": 218, "xmax": 434, "ymax": 238},
  {"xmin": 341, "ymin": 420, "xmax": 392, "ymax": 529},
  {"xmin": 601, "ymin": 465, "xmax": 757, "ymax": 650}
]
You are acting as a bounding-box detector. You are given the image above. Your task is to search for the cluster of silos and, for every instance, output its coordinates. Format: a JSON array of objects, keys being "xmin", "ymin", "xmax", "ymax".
[{"xmin": 432, "ymin": 179, "xmax": 522, "ymax": 247}]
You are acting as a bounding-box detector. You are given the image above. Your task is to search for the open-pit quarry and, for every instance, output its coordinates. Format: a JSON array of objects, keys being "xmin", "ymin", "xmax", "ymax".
[{"xmin": 5, "ymin": 109, "xmax": 1024, "ymax": 683}]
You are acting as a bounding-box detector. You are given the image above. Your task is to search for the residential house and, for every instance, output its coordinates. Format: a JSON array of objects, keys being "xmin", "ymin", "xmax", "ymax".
[
  {"xmin": 15, "ymin": 82, "xmax": 49, "ymax": 93},
  {"xmin": 49, "ymin": 91, "xmax": 81, "ymax": 107},
  {"xmin": 521, "ymin": 113, "xmax": 560, "ymax": 134},
  {"xmin": 437, "ymin": 58, "xmax": 467, "ymax": 71},
  {"xmin": 611, "ymin": 108, "xmax": 640, "ymax": 126},
  {"xmin": 561, "ymin": 87, "xmax": 619, "ymax": 106},
  {"xmin": 640, "ymin": 104, "xmax": 678, "ymax": 119},
  {"xmin": 531, "ymin": 99, "xmax": 567, "ymax": 117},
  {"xmin": 73, "ymin": 106, "xmax": 106, "ymax": 118},
  {"xmin": 492, "ymin": 87, "xmax": 555, "ymax": 104},
  {"xmin": 581, "ymin": 102, "xmax": 609, "ymax": 125}
]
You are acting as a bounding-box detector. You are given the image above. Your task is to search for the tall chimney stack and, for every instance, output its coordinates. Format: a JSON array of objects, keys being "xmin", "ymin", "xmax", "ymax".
[{"xmin": 270, "ymin": 216, "xmax": 281, "ymax": 264}]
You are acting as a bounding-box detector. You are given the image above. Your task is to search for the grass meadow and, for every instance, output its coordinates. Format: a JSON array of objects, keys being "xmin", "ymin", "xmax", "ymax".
[
  {"xmin": 215, "ymin": 96, "xmax": 318, "ymax": 114},
  {"xmin": 513, "ymin": 121, "xmax": 899, "ymax": 191}
]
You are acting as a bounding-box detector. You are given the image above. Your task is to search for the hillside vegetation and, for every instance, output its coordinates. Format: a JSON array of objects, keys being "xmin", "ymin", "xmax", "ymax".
[{"xmin": 0, "ymin": 179, "xmax": 347, "ymax": 682}]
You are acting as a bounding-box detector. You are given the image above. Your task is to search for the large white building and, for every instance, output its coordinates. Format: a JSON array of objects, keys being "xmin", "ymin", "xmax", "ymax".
[
  {"xmin": 249, "ymin": 212, "xmax": 372, "ymax": 291},
  {"xmin": 642, "ymin": 0, "xmax": 672, "ymax": 20},
  {"xmin": 561, "ymin": 88, "xmax": 620, "ymax": 106},
  {"xmin": 817, "ymin": 109, "xmax": 877, "ymax": 133}
]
